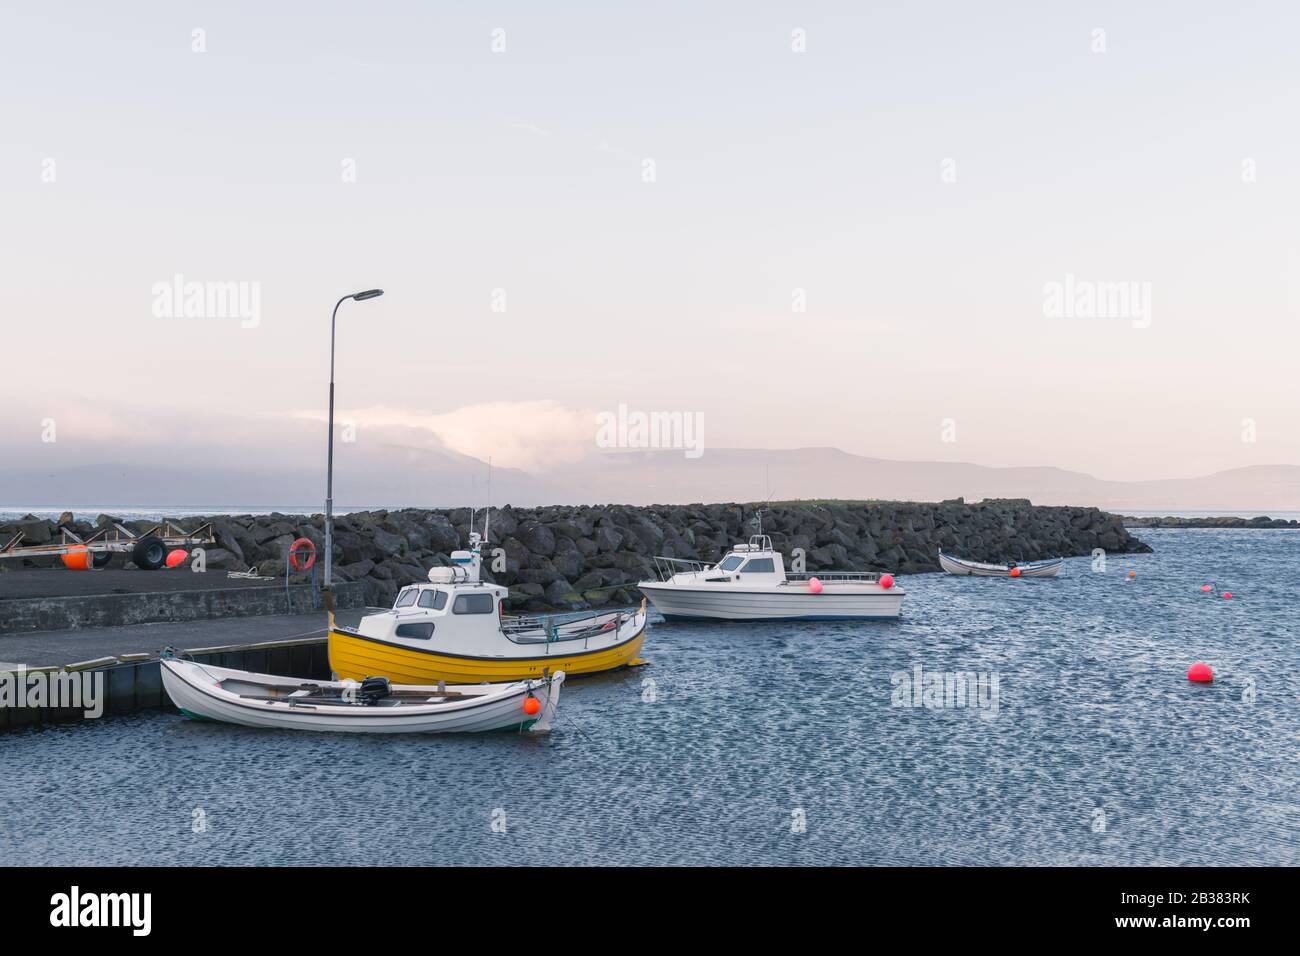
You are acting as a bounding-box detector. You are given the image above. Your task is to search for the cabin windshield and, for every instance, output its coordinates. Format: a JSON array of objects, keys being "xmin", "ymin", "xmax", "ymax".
[
  {"xmin": 741, "ymin": 558, "xmax": 775, "ymax": 573},
  {"xmin": 394, "ymin": 588, "xmax": 419, "ymax": 608},
  {"xmin": 418, "ymin": 589, "xmax": 448, "ymax": 610},
  {"xmin": 718, "ymin": 555, "xmax": 744, "ymax": 572}
]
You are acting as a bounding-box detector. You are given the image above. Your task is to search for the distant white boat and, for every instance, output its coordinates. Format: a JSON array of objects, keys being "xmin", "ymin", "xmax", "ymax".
[
  {"xmin": 160, "ymin": 652, "xmax": 563, "ymax": 734},
  {"xmin": 938, "ymin": 550, "xmax": 1063, "ymax": 578},
  {"xmin": 638, "ymin": 534, "xmax": 903, "ymax": 621}
]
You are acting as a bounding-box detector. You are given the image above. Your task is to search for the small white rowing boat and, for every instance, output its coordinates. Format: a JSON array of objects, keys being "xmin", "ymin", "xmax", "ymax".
[
  {"xmin": 160, "ymin": 650, "xmax": 563, "ymax": 734},
  {"xmin": 938, "ymin": 550, "xmax": 1063, "ymax": 578}
]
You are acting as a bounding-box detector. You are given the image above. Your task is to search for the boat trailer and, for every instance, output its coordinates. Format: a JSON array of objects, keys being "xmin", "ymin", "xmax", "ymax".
[{"xmin": 0, "ymin": 521, "xmax": 216, "ymax": 570}]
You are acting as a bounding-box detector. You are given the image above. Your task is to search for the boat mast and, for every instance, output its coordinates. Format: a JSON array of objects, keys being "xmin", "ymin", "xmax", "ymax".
[{"xmin": 483, "ymin": 457, "xmax": 492, "ymax": 544}]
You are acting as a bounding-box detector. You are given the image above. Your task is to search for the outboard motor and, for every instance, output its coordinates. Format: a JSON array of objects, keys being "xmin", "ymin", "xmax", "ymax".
[{"xmin": 358, "ymin": 676, "xmax": 392, "ymax": 705}]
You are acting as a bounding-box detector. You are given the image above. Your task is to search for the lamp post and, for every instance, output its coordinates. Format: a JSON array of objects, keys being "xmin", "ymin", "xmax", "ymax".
[{"xmin": 323, "ymin": 288, "xmax": 384, "ymax": 609}]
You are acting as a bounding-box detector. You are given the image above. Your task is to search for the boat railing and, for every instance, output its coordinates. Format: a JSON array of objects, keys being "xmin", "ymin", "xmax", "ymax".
[
  {"xmin": 784, "ymin": 570, "xmax": 882, "ymax": 583},
  {"xmin": 649, "ymin": 555, "xmax": 714, "ymax": 582},
  {"xmin": 500, "ymin": 606, "xmax": 635, "ymax": 646}
]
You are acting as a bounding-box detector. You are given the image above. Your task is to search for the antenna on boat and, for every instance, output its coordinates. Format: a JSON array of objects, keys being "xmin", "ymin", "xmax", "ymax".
[
  {"xmin": 483, "ymin": 457, "xmax": 492, "ymax": 544},
  {"xmin": 468, "ymin": 472, "xmax": 476, "ymax": 547},
  {"xmin": 751, "ymin": 464, "xmax": 775, "ymax": 538}
]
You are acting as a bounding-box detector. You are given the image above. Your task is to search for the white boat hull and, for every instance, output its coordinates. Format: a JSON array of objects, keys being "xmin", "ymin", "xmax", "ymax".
[
  {"xmin": 938, "ymin": 551, "xmax": 1063, "ymax": 577},
  {"xmin": 638, "ymin": 583, "xmax": 903, "ymax": 621},
  {"xmin": 161, "ymin": 658, "xmax": 562, "ymax": 734}
]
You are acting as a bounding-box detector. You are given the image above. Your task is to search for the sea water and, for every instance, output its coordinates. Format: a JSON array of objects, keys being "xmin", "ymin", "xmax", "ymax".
[{"xmin": 1, "ymin": 528, "xmax": 1296, "ymax": 865}]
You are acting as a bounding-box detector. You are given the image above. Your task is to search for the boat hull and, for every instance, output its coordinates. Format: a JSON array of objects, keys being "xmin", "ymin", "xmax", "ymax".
[
  {"xmin": 639, "ymin": 584, "xmax": 903, "ymax": 621},
  {"xmin": 160, "ymin": 658, "xmax": 562, "ymax": 734},
  {"xmin": 328, "ymin": 615, "xmax": 647, "ymax": 684},
  {"xmin": 938, "ymin": 552, "xmax": 1063, "ymax": 577}
]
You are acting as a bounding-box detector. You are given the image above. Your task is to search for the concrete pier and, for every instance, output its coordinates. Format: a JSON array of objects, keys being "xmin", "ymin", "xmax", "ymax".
[
  {"xmin": 0, "ymin": 568, "xmax": 363, "ymax": 633},
  {"xmin": 0, "ymin": 566, "xmax": 372, "ymax": 732}
]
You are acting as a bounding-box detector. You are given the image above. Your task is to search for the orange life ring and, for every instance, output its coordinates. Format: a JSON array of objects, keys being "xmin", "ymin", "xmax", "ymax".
[{"xmin": 289, "ymin": 537, "xmax": 317, "ymax": 571}]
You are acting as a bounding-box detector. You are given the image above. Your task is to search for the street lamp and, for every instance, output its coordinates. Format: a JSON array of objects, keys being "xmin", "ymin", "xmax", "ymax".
[{"xmin": 323, "ymin": 289, "xmax": 384, "ymax": 609}]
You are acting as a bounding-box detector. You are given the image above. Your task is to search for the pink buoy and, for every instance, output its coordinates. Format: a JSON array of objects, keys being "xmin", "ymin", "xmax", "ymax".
[
  {"xmin": 808, "ymin": 577, "xmax": 823, "ymax": 594},
  {"xmin": 879, "ymin": 573, "xmax": 895, "ymax": 589},
  {"xmin": 1222, "ymin": 592, "xmax": 1233, "ymax": 600},
  {"xmin": 165, "ymin": 548, "xmax": 188, "ymax": 569},
  {"xmin": 1200, "ymin": 584, "xmax": 1213, "ymax": 593},
  {"xmin": 1187, "ymin": 662, "xmax": 1214, "ymax": 683}
]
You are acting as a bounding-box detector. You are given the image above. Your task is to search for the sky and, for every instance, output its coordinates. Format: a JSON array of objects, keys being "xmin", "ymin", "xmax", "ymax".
[{"xmin": 1, "ymin": 1, "xmax": 1297, "ymax": 504}]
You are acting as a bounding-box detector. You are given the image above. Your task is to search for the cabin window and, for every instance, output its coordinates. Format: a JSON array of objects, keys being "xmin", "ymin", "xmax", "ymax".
[
  {"xmin": 453, "ymin": 593, "xmax": 495, "ymax": 615},
  {"xmin": 741, "ymin": 558, "xmax": 775, "ymax": 573},
  {"xmin": 395, "ymin": 622, "xmax": 434, "ymax": 640},
  {"xmin": 418, "ymin": 589, "xmax": 448, "ymax": 610},
  {"xmin": 394, "ymin": 588, "xmax": 419, "ymax": 608},
  {"xmin": 719, "ymin": 555, "xmax": 744, "ymax": 571}
]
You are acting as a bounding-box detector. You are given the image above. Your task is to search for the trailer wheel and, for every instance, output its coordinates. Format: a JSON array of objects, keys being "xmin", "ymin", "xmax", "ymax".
[
  {"xmin": 92, "ymin": 551, "xmax": 112, "ymax": 569},
  {"xmin": 132, "ymin": 536, "xmax": 166, "ymax": 570}
]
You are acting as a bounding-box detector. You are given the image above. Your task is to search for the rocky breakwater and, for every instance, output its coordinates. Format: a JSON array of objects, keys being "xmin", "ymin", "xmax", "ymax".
[
  {"xmin": 1122, "ymin": 514, "xmax": 1299, "ymax": 529},
  {"xmin": 1, "ymin": 499, "xmax": 1150, "ymax": 613}
]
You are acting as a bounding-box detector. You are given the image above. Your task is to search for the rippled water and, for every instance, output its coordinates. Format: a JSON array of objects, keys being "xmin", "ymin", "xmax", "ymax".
[{"xmin": 2, "ymin": 529, "xmax": 1296, "ymax": 866}]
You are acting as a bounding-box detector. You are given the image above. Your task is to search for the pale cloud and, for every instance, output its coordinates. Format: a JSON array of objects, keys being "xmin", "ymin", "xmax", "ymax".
[{"xmin": 286, "ymin": 401, "xmax": 596, "ymax": 472}]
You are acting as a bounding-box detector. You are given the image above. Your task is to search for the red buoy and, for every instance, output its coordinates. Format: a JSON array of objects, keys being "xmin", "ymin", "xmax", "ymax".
[
  {"xmin": 1008, "ymin": 567, "xmax": 1022, "ymax": 577},
  {"xmin": 1187, "ymin": 662, "xmax": 1214, "ymax": 683},
  {"xmin": 1200, "ymin": 584, "xmax": 1213, "ymax": 592},
  {"xmin": 879, "ymin": 573, "xmax": 894, "ymax": 589},
  {"xmin": 808, "ymin": 577, "xmax": 823, "ymax": 594},
  {"xmin": 522, "ymin": 696, "xmax": 542, "ymax": 716},
  {"xmin": 61, "ymin": 545, "xmax": 91, "ymax": 570},
  {"xmin": 1222, "ymin": 592, "xmax": 1233, "ymax": 599},
  {"xmin": 165, "ymin": 548, "xmax": 188, "ymax": 568}
]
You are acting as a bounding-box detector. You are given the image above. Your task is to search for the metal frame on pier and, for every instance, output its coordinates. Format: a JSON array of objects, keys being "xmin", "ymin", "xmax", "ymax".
[{"xmin": 0, "ymin": 521, "xmax": 216, "ymax": 562}]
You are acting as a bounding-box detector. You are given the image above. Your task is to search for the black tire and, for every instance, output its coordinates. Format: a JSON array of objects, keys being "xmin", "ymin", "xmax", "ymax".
[
  {"xmin": 91, "ymin": 551, "xmax": 112, "ymax": 569},
  {"xmin": 131, "ymin": 536, "xmax": 166, "ymax": 570}
]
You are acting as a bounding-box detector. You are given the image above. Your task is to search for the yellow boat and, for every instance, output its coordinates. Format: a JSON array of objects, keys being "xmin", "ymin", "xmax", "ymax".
[{"xmin": 328, "ymin": 533, "xmax": 648, "ymax": 684}]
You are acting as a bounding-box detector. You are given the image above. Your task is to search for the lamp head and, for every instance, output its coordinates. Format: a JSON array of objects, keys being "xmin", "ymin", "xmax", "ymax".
[{"xmin": 352, "ymin": 289, "xmax": 384, "ymax": 301}]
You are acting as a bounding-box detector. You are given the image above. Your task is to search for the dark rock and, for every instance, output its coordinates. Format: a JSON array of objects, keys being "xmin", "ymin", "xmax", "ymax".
[
  {"xmin": 594, "ymin": 526, "xmax": 623, "ymax": 552},
  {"xmin": 516, "ymin": 520, "xmax": 556, "ymax": 557},
  {"xmin": 424, "ymin": 515, "xmax": 461, "ymax": 552},
  {"xmin": 370, "ymin": 527, "xmax": 406, "ymax": 557},
  {"xmin": 13, "ymin": 518, "xmax": 52, "ymax": 545}
]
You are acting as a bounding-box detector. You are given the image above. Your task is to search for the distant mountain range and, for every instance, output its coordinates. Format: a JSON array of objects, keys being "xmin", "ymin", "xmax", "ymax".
[
  {"xmin": 2, "ymin": 442, "xmax": 1297, "ymax": 512},
  {"xmin": 550, "ymin": 449, "xmax": 1300, "ymax": 512}
]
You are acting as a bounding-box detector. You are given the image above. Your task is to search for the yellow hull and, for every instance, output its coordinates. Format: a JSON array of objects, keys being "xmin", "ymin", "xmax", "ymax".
[{"xmin": 329, "ymin": 625, "xmax": 647, "ymax": 684}]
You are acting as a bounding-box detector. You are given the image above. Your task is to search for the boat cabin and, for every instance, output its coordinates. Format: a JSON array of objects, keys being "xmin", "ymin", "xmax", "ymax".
[
  {"xmin": 702, "ymin": 535, "xmax": 788, "ymax": 584},
  {"xmin": 650, "ymin": 534, "xmax": 792, "ymax": 586},
  {"xmin": 356, "ymin": 534, "xmax": 506, "ymax": 643}
]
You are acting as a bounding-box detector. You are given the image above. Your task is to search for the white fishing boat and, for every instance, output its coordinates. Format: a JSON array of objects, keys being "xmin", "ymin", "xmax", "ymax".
[
  {"xmin": 638, "ymin": 534, "xmax": 903, "ymax": 621},
  {"xmin": 160, "ymin": 651, "xmax": 564, "ymax": 734},
  {"xmin": 938, "ymin": 550, "xmax": 1063, "ymax": 578}
]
